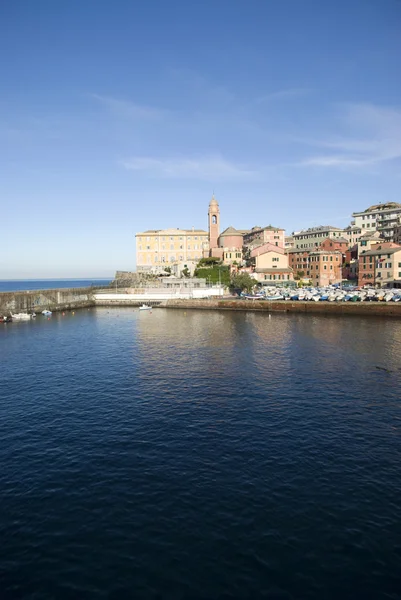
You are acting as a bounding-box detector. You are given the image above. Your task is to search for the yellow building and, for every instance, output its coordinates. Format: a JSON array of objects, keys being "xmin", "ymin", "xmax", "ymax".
[{"xmin": 136, "ymin": 228, "xmax": 208, "ymax": 272}]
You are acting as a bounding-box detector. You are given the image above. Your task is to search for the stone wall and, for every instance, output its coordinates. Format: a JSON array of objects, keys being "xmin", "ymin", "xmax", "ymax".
[
  {"xmin": 164, "ymin": 299, "xmax": 401, "ymax": 318},
  {"xmin": 0, "ymin": 288, "xmax": 94, "ymax": 315}
]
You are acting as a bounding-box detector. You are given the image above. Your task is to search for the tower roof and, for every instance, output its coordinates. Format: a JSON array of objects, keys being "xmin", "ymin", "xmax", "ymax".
[{"xmin": 209, "ymin": 194, "xmax": 219, "ymax": 207}]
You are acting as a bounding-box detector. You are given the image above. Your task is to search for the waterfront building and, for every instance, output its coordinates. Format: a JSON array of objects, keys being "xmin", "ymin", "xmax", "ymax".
[
  {"xmin": 250, "ymin": 245, "xmax": 293, "ymax": 283},
  {"xmin": 358, "ymin": 243, "xmax": 401, "ymax": 288},
  {"xmin": 286, "ymin": 249, "xmax": 311, "ymax": 279},
  {"xmin": 292, "ymin": 226, "xmax": 346, "ymax": 250},
  {"xmin": 352, "ymin": 202, "xmax": 401, "ymax": 241},
  {"xmin": 136, "ymin": 227, "xmax": 208, "ymax": 273},
  {"xmin": 307, "ymin": 251, "xmax": 342, "ymax": 286}
]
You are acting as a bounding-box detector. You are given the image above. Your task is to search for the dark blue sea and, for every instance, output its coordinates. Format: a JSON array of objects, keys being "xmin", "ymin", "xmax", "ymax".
[
  {"xmin": 0, "ymin": 279, "xmax": 112, "ymax": 292},
  {"xmin": 1, "ymin": 308, "xmax": 401, "ymax": 599}
]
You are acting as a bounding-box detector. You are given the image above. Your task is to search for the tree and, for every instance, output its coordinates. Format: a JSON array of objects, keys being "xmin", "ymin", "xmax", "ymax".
[
  {"xmin": 230, "ymin": 273, "xmax": 257, "ymax": 293},
  {"xmin": 197, "ymin": 257, "xmax": 221, "ymax": 267},
  {"xmin": 164, "ymin": 266, "xmax": 172, "ymax": 274},
  {"xmin": 181, "ymin": 267, "xmax": 190, "ymax": 278}
]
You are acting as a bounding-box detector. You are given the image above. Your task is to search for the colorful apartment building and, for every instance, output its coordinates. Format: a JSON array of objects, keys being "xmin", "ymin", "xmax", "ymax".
[
  {"xmin": 308, "ymin": 251, "xmax": 342, "ymax": 286},
  {"xmin": 250, "ymin": 246, "xmax": 293, "ymax": 283},
  {"xmin": 287, "ymin": 250, "xmax": 310, "ymax": 279},
  {"xmin": 358, "ymin": 243, "xmax": 401, "ymax": 288},
  {"xmin": 292, "ymin": 226, "xmax": 346, "ymax": 250},
  {"xmin": 243, "ymin": 226, "xmax": 285, "ymax": 249},
  {"xmin": 352, "ymin": 202, "xmax": 401, "ymax": 241}
]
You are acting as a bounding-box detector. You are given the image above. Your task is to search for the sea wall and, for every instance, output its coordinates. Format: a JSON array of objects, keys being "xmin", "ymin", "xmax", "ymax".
[
  {"xmin": 163, "ymin": 299, "xmax": 401, "ymax": 318},
  {"xmin": 0, "ymin": 288, "xmax": 94, "ymax": 314}
]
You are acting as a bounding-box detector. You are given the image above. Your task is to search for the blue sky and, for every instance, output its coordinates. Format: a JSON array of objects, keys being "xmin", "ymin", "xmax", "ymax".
[{"xmin": 1, "ymin": 0, "xmax": 400, "ymax": 277}]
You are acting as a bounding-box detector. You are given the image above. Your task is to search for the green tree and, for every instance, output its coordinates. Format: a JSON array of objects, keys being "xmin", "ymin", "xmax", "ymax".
[
  {"xmin": 197, "ymin": 257, "xmax": 222, "ymax": 267},
  {"xmin": 230, "ymin": 273, "xmax": 257, "ymax": 293},
  {"xmin": 181, "ymin": 267, "xmax": 190, "ymax": 278}
]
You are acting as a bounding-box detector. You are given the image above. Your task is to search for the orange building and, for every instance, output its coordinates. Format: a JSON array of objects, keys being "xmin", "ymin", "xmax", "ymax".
[
  {"xmin": 287, "ymin": 249, "xmax": 310, "ymax": 279},
  {"xmin": 308, "ymin": 251, "xmax": 342, "ymax": 286},
  {"xmin": 358, "ymin": 243, "xmax": 401, "ymax": 287}
]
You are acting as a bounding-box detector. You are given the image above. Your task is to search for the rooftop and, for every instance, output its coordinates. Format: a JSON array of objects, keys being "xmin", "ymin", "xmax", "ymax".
[
  {"xmin": 361, "ymin": 245, "xmax": 401, "ymax": 256},
  {"xmin": 137, "ymin": 228, "xmax": 207, "ymax": 235},
  {"xmin": 352, "ymin": 202, "xmax": 401, "ymax": 215},
  {"xmin": 294, "ymin": 225, "xmax": 343, "ymax": 235}
]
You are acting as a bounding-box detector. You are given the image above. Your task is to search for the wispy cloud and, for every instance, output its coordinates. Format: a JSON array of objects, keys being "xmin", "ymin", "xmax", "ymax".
[
  {"xmin": 253, "ymin": 88, "xmax": 312, "ymax": 105},
  {"xmin": 296, "ymin": 104, "xmax": 401, "ymax": 169},
  {"xmin": 91, "ymin": 94, "xmax": 165, "ymax": 120},
  {"xmin": 121, "ymin": 155, "xmax": 259, "ymax": 181}
]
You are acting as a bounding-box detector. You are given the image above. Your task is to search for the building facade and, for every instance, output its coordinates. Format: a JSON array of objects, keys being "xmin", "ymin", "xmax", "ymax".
[
  {"xmin": 243, "ymin": 226, "xmax": 285, "ymax": 250},
  {"xmin": 352, "ymin": 202, "xmax": 401, "ymax": 241},
  {"xmin": 136, "ymin": 228, "xmax": 208, "ymax": 272},
  {"xmin": 287, "ymin": 249, "xmax": 311, "ymax": 279},
  {"xmin": 292, "ymin": 226, "xmax": 346, "ymax": 250},
  {"xmin": 358, "ymin": 243, "xmax": 401, "ymax": 287},
  {"xmin": 251, "ymin": 247, "xmax": 293, "ymax": 283},
  {"xmin": 308, "ymin": 251, "xmax": 342, "ymax": 286}
]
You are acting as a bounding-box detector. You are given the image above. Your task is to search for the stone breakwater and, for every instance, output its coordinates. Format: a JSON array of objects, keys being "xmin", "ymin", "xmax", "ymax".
[
  {"xmin": 0, "ymin": 287, "xmax": 94, "ymax": 314},
  {"xmin": 164, "ymin": 298, "xmax": 401, "ymax": 318}
]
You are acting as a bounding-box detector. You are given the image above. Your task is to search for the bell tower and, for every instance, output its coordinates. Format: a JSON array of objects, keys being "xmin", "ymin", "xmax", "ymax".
[{"xmin": 208, "ymin": 195, "xmax": 220, "ymax": 251}]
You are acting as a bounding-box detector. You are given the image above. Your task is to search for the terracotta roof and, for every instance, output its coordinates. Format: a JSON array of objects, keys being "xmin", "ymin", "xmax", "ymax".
[
  {"xmin": 362, "ymin": 246, "xmax": 401, "ymax": 256},
  {"xmin": 219, "ymin": 226, "xmax": 242, "ymax": 236}
]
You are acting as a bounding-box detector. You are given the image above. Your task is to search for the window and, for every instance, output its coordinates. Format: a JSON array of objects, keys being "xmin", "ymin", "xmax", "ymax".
[
  {"xmin": 377, "ymin": 272, "xmax": 381, "ymax": 278},
  {"xmin": 188, "ymin": 245, "xmax": 191, "ymax": 250},
  {"xmin": 146, "ymin": 245, "xmax": 150, "ymax": 250},
  {"xmin": 170, "ymin": 244, "xmax": 174, "ymax": 250}
]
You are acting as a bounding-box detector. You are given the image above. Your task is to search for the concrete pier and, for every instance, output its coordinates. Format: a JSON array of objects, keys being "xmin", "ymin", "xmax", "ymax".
[
  {"xmin": 0, "ymin": 287, "xmax": 94, "ymax": 314},
  {"xmin": 163, "ymin": 298, "xmax": 401, "ymax": 318}
]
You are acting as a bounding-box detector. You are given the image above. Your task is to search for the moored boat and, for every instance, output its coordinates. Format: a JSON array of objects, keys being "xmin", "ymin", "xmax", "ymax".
[
  {"xmin": 139, "ymin": 304, "xmax": 152, "ymax": 311},
  {"xmin": 11, "ymin": 313, "xmax": 32, "ymax": 320}
]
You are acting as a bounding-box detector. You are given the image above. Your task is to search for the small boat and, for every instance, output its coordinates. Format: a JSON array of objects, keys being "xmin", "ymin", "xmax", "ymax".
[
  {"xmin": 139, "ymin": 304, "xmax": 152, "ymax": 311},
  {"xmin": 0, "ymin": 315, "xmax": 12, "ymax": 323},
  {"xmin": 42, "ymin": 310, "xmax": 52, "ymax": 316},
  {"xmin": 11, "ymin": 313, "xmax": 31, "ymax": 320},
  {"xmin": 265, "ymin": 295, "xmax": 284, "ymax": 300}
]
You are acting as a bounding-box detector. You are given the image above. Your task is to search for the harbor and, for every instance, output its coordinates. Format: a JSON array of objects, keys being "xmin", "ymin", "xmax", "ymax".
[{"xmin": 2, "ymin": 284, "xmax": 401, "ymax": 321}]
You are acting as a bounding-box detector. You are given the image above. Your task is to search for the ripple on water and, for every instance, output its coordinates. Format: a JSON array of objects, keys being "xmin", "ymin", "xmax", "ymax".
[{"xmin": 1, "ymin": 308, "xmax": 401, "ymax": 599}]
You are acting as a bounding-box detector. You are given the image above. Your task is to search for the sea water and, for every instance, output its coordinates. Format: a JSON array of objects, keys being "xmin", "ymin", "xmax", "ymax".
[{"xmin": 1, "ymin": 308, "xmax": 400, "ymax": 598}]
